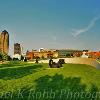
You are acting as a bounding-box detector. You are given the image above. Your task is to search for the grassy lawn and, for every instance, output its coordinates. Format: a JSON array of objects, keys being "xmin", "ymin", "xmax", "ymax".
[{"xmin": 0, "ymin": 61, "xmax": 100, "ymax": 100}]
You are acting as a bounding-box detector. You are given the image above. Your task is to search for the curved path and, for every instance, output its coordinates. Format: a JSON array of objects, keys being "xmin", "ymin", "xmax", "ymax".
[
  {"xmin": 38, "ymin": 58, "xmax": 100, "ymax": 69},
  {"xmin": 64, "ymin": 58, "xmax": 100, "ymax": 69}
]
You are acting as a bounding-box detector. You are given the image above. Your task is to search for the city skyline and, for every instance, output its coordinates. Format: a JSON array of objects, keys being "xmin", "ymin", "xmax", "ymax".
[{"xmin": 0, "ymin": 0, "xmax": 100, "ymax": 55}]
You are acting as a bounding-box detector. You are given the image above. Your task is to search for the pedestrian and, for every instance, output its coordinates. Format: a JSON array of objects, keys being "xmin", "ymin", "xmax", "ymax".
[
  {"xmin": 49, "ymin": 58, "xmax": 53, "ymax": 68},
  {"xmin": 35, "ymin": 58, "xmax": 38, "ymax": 63}
]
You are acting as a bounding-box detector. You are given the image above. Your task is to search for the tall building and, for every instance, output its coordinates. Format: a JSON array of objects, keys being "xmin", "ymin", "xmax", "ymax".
[
  {"xmin": 0, "ymin": 30, "xmax": 9, "ymax": 54},
  {"xmin": 14, "ymin": 43, "xmax": 21, "ymax": 55}
]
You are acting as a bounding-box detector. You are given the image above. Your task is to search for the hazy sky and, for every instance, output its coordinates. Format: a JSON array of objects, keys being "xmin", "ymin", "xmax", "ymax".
[{"xmin": 0, "ymin": 0, "xmax": 100, "ymax": 55}]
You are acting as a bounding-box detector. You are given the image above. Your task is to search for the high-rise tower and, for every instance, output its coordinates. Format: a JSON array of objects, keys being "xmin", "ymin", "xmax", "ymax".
[
  {"xmin": 0, "ymin": 30, "xmax": 9, "ymax": 54},
  {"xmin": 14, "ymin": 43, "xmax": 21, "ymax": 55}
]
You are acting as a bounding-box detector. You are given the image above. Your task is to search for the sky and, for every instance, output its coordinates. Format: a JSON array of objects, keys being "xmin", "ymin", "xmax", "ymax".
[{"xmin": 0, "ymin": 0, "xmax": 100, "ymax": 55}]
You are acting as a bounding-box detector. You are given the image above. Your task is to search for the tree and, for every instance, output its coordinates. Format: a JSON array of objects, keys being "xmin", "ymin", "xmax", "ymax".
[
  {"xmin": 0, "ymin": 52, "xmax": 12, "ymax": 61},
  {"xmin": 66, "ymin": 53, "xmax": 71, "ymax": 57},
  {"xmin": 66, "ymin": 53, "xmax": 73, "ymax": 58},
  {"xmin": 7, "ymin": 55, "xmax": 12, "ymax": 61},
  {"xmin": 21, "ymin": 55, "xmax": 24, "ymax": 61},
  {"xmin": 0, "ymin": 53, "xmax": 3, "ymax": 61},
  {"xmin": 41, "ymin": 55, "xmax": 44, "ymax": 59}
]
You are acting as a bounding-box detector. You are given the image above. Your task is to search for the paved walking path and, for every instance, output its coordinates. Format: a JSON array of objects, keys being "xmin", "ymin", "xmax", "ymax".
[{"xmin": 28, "ymin": 58, "xmax": 100, "ymax": 69}]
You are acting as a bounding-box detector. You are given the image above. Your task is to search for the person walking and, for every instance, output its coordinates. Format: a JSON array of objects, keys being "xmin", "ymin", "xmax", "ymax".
[{"xmin": 49, "ymin": 58, "xmax": 53, "ymax": 68}]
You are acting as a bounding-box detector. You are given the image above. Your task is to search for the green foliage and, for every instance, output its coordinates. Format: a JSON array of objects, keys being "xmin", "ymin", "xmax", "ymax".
[
  {"xmin": 21, "ymin": 55, "xmax": 24, "ymax": 61},
  {"xmin": 66, "ymin": 53, "xmax": 73, "ymax": 58},
  {"xmin": 0, "ymin": 52, "xmax": 12, "ymax": 61},
  {"xmin": 0, "ymin": 53, "xmax": 3, "ymax": 61}
]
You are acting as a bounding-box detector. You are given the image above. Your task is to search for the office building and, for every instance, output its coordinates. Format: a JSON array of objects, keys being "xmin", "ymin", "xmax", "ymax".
[
  {"xmin": 0, "ymin": 30, "xmax": 9, "ymax": 54},
  {"xmin": 14, "ymin": 43, "xmax": 21, "ymax": 55}
]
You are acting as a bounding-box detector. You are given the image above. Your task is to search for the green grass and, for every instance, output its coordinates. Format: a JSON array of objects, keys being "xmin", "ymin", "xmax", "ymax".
[{"xmin": 0, "ymin": 61, "xmax": 100, "ymax": 100}]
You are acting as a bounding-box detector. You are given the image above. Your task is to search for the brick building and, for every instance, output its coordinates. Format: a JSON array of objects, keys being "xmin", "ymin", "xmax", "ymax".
[{"xmin": 26, "ymin": 49, "xmax": 58, "ymax": 60}]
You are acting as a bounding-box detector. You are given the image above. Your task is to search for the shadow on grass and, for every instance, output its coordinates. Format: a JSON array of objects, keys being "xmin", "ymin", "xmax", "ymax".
[
  {"xmin": 0, "ymin": 64, "xmax": 43, "ymax": 80},
  {"xmin": 2, "ymin": 74, "xmax": 99, "ymax": 100}
]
